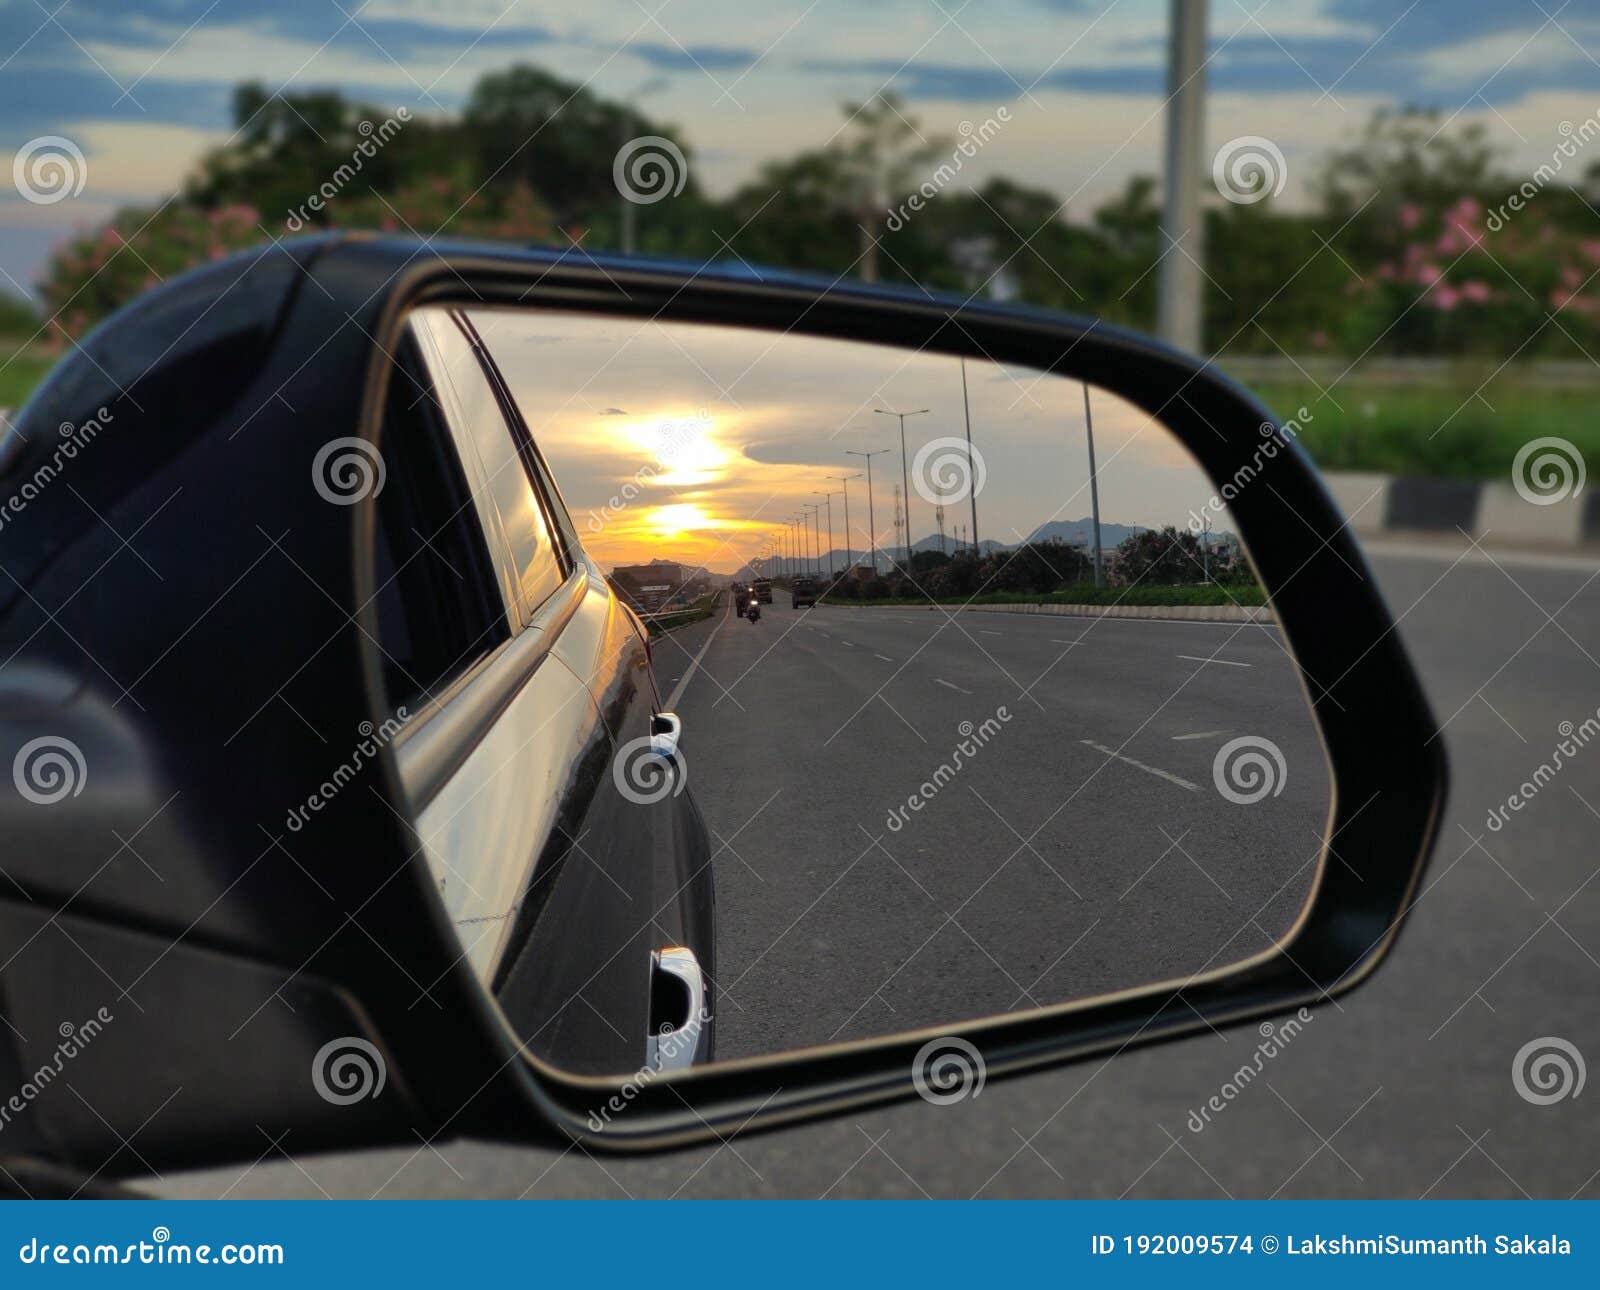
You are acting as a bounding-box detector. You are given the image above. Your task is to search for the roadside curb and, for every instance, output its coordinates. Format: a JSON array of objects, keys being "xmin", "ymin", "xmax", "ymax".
[
  {"xmin": 1326, "ymin": 471, "xmax": 1597, "ymax": 549},
  {"xmin": 825, "ymin": 601, "xmax": 1274, "ymax": 624}
]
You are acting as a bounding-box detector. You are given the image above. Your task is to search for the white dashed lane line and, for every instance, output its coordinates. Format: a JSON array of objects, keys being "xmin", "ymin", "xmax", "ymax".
[
  {"xmin": 934, "ymin": 678, "xmax": 971, "ymax": 693},
  {"xmin": 1177, "ymin": 654, "xmax": 1251, "ymax": 667},
  {"xmin": 1079, "ymin": 739, "xmax": 1200, "ymax": 791},
  {"xmin": 979, "ymin": 629, "xmax": 1004, "ymax": 636},
  {"xmin": 874, "ymin": 653, "xmax": 893, "ymax": 662},
  {"xmin": 1172, "ymin": 729, "xmax": 1232, "ymax": 741}
]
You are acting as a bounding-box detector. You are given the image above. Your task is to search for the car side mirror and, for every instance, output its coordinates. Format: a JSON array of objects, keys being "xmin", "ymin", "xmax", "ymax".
[{"xmin": 0, "ymin": 237, "xmax": 1443, "ymax": 1177}]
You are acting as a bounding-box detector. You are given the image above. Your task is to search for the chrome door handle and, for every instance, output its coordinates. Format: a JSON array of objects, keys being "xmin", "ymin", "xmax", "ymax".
[
  {"xmin": 649, "ymin": 711, "xmax": 682, "ymax": 760},
  {"xmin": 647, "ymin": 945, "xmax": 708, "ymax": 1073}
]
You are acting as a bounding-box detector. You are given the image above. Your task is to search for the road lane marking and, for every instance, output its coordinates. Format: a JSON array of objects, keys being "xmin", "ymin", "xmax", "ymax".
[
  {"xmin": 1079, "ymin": 740, "xmax": 1199, "ymax": 791},
  {"xmin": 1050, "ymin": 638, "xmax": 1088, "ymax": 646},
  {"xmin": 934, "ymin": 678, "xmax": 972, "ymax": 693},
  {"xmin": 663, "ymin": 597, "xmax": 734, "ymax": 710},
  {"xmin": 841, "ymin": 640, "xmax": 854, "ymax": 647},
  {"xmin": 979, "ymin": 629, "xmax": 1004, "ymax": 636},
  {"xmin": 1172, "ymin": 729, "xmax": 1232, "ymax": 741},
  {"xmin": 1178, "ymin": 654, "xmax": 1251, "ymax": 667},
  {"xmin": 874, "ymin": 653, "xmax": 893, "ymax": 661}
]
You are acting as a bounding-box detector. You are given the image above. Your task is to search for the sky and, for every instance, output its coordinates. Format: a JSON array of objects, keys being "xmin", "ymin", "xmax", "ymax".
[
  {"xmin": 468, "ymin": 306, "xmax": 1222, "ymax": 573},
  {"xmin": 1, "ymin": 0, "xmax": 1598, "ymax": 302}
]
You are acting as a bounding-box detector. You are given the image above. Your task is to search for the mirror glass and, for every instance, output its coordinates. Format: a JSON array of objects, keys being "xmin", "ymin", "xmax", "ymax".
[{"xmin": 380, "ymin": 305, "xmax": 1332, "ymax": 1081}]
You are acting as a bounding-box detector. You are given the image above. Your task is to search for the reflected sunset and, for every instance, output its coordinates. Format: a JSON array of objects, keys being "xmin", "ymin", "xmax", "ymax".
[{"xmin": 471, "ymin": 308, "xmax": 1231, "ymax": 577}]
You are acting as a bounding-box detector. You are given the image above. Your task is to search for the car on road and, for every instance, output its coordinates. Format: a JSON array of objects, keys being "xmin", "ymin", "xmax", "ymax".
[
  {"xmin": 791, "ymin": 576, "xmax": 819, "ymax": 608},
  {"xmin": 753, "ymin": 578, "xmax": 772, "ymax": 603}
]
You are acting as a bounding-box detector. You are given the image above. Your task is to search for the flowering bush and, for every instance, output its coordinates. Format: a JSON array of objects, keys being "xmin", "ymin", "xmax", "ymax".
[
  {"xmin": 36, "ymin": 174, "xmax": 554, "ymax": 345},
  {"xmin": 1343, "ymin": 196, "xmax": 1600, "ymax": 356}
]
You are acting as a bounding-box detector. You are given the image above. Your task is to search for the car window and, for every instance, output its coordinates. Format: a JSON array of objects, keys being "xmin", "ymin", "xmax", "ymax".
[
  {"xmin": 373, "ymin": 339, "xmax": 509, "ymax": 713},
  {"xmin": 409, "ymin": 308, "xmax": 566, "ymax": 622}
]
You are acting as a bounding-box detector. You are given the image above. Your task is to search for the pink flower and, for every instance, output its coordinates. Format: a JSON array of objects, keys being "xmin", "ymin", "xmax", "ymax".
[
  {"xmin": 1458, "ymin": 280, "xmax": 1491, "ymax": 304},
  {"xmin": 1399, "ymin": 202, "xmax": 1422, "ymax": 231},
  {"xmin": 1416, "ymin": 262, "xmax": 1443, "ymax": 286},
  {"xmin": 1431, "ymin": 283, "xmax": 1459, "ymax": 311},
  {"xmin": 1310, "ymin": 329, "xmax": 1329, "ymax": 349}
]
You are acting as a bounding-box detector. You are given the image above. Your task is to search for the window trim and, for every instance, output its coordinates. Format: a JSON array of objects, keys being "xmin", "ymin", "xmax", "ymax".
[
  {"xmin": 452, "ymin": 309, "xmax": 581, "ymax": 579},
  {"xmin": 392, "ymin": 563, "xmax": 588, "ymax": 810},
  {"xmin": 373, "ymin": 332, "xmax": 512, "ymax": 718}
]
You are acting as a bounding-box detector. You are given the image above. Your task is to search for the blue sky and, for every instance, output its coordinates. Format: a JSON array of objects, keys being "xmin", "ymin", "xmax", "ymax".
[{"xmin": 2, "ymin": 0, "xmax": 1596, "ymax": 300}]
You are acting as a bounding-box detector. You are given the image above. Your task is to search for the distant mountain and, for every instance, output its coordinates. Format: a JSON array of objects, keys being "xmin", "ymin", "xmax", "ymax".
[{"xmin": 1021, "ymin": 518, "xmax": 1147, "ymax": 549}]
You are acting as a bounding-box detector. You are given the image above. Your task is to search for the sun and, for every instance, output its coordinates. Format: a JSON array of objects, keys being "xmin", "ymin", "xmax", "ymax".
[{"xmin": 648, "ymin": 503, "xmax": 713, "ymax": 540}]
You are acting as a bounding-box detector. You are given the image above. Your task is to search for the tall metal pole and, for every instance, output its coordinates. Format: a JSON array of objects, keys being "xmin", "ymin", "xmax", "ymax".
[
  {"xmin": 813, "ymin": 491, "xmax": 836, "ymax": 578},
  {"xmin": 846, "ymin": 449, "xmax": 889, "ymax": 572},
  {"xmin": 1083, "ymin": 383, "xmax": 1105, "ymax": 587},
  {"xmin": 1158, "ymin": 0, "xmax": 1208, "ymax": 353},
  {"xmin": 960, "ymin": 358, "xmax": 979, "ymax": 555},
  {"xmin": 829, "ymin": 473, "xmax": 860, "ymax": 573},
  {"xmin": 875, "ymin": 407, "xmax": 928, "ymax": 566}
]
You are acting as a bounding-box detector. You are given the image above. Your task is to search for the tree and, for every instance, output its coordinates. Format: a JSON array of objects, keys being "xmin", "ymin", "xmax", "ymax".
[{"xmin": 1111, "ymin": 526, "xmax": 1207, "ymax": 586}]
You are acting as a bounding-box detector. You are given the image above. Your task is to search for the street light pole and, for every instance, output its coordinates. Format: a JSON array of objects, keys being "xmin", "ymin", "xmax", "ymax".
[
  {"xmin": 845, "ymin": 449, "xmax": 890, "ymax": 572},
  {"xmin": 828, "ymin": 473, "xmax": 860, "ymax": 574},
  {"xmin": 875, "ymin": 406, "xmax": 928, "ymax": 567},
  {"xmin": 813, "ymin": 490, "xmax": 837, "ymax": 579},
  {"xmin": 805, "ymin": 504, "xmax": 821, "ymax": 575},
  {"xmin": 960, "ymin": 357, "xmax": 979, "ymax": 555},
  {"xmin": 1083, "ymin": 383, "xmax": 1105, "ymax": 588},
  {"xmin": 1158, "ymin": 0, "xmax": 1208, "ymax": 352}
]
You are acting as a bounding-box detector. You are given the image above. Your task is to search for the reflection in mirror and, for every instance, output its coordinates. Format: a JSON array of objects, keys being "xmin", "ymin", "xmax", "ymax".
[{"xmin": 381, "ymin": 305, "xmax": 1332, "ymax": 1081}]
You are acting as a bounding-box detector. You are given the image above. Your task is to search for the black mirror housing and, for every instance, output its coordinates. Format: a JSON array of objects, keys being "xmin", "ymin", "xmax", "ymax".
[{"xmin": 0, "ymin": 236, "xmax": 1444, "ymax": 1174}]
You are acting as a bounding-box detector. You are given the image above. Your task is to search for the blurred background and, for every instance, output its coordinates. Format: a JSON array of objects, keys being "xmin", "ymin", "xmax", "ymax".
[{"xmin": 2, "ymin": 0, "xmax": 1598, "ymax": 492}]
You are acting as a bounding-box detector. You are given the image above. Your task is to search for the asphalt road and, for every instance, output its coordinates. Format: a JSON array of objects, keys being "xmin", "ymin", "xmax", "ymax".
[
  {"xmin": 166, "ymin": 543, "xmax": 1600, "ymax": 1199},
  {"xmin": 660, "ymin": 594, "xmax": 1328, "ymax": 1060}
]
